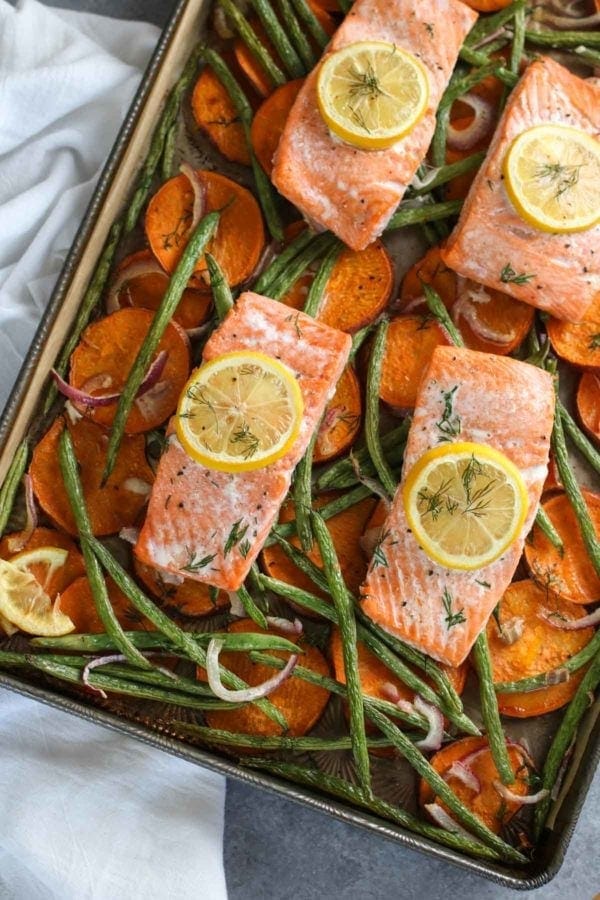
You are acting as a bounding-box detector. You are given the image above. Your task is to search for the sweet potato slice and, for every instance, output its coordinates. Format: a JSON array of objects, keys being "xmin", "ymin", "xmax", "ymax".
[
  {"xmin": 134, "ymin": 559, "xmax": 230, "ymax": 618},
  {"xmin": 251, "ymin": 79, "xmax": 304, "ymax": 175},
  {"xmin": 30, "ymin": 416, "xmax": 154, "ymax": 537},
  {"xmin": 419, "ymin": 737, "xmax": 531, "ymax": 834},
  {"xmin": 58, "ymin": 575, "xmax": 155, "ymax": 633},
  {"xmin": 488, "ymin": 579, "xmax": 594, "ymax": 718},
  {"xmin": 108, "ymin": 250, "xmax": 212, "ymax": 330},
  {"xmin": 281, "ymin": 239, "xmax": 394, "ymax": 334},
  {"xmin": 260, "ymin": 492, "xmax": 377, "ymax": 600},
  {"xmin": 69, "ymin": 308, "xmax": 191, "ymax": 433},
  {"xmin": 547, "ymin": 293, "xmax": 600, "ymax": 369},
  {"xmin": 191, "ymin": 66, "xmax": 251, "ymax": 166},
  {"xmin": 201, "ymin": 618, "xmax": 330, "ymax": 738},
  {"xmin": 0, "ymin": 527, "xmax": 85, "ymax": 598},
  {"xmin": 378, "ymin": 316, "xmax": 449, "ymax": 410},
  {"xmin": 577, "ymin": 371, "xmax": 600, "ymax": 442},
  {"xmin": 313, "ymin": 366, "xmax": 362, "ymax": 465},
  {"xmin": 145, "ymin": 170, "xmax": 265, "ymax": 288},
  {"xmin": 525, "ymin": 491, "xmax": 600, "ymax": 605},
  {"xmin": 234, "ymin": 18, "xmax": 279, "ymax": 99},
  {"xmin": 399, "ymin": 247, "xmax": 533, "ymax": 355}
]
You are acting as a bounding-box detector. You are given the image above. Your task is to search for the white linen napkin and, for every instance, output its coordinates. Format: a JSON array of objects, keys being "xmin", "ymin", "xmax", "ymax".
[{"xmin": 0, "ymin": 2, "xmax": 227, "ymax": 897}]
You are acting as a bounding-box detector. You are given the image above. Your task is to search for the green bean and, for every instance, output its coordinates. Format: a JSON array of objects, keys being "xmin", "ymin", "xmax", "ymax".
[
  {"xmin": 88, "ymin": 537, "xmax": 289, "ymax": 730},
  {"xmin": 206, "ymin": 252, "xmax": 234, "ymax": 321},
  {"xmin": 250, "ymin": 649, "xmax": 429, "ymax": 732},
  {"xmin": 458, "ymin": 47, "xmax": 518, "ymax": 87},
  {"xmin": 59, "ymin": 428, "xmax": 151, "ymax": 670},
  {"xmin": 268, "ymin": 234, "xmax": 340, "ymax": 300},
  {"xmin": 472, "ymin": 632, "xmax": 514, "ymax": 785},
  {"xmin": 235, "ymin": 584, "xmax": 269, "ymax": 630},
  {"xmin": 247, "ymin": 139, "xmax": 284, "ymax": 241},
  {"xmin": 303, "ymin": 242, "xmax": 341, "ymax": 318},
  {"xmin": 27, "ymin": 656, "xmax": 241, "ymax": 711},
  {"xmin": 243, "ymin": 759, "xmax": 505, "ymax": 862},
  {"xmin": 558, "ymin": 400, "xmax": 600, "ymax": 478},
  {"xmin": 254, "ymin": 229, "xmax": 314, "ymax": 295},
  {"xmin": 534, "ymin": 505, "xmax": 564, "ymax": 554},
  {"xmin": 217, "ymin": 0, "xmax": 286, "ymax": 87},
  {"xmin": 412, "ymin": 153, "xmax": 486, "ymax": 197},
  {"xmin": 423, "ymin": 283, "xmax": 465, "ymax": 348},
  {"xmin": 275, "ymin": 0, "xmax": 317, "ymax": 69},
  {"xmin": 533, "ymin": 646, "xmax": 600, "ymax": 839},
  {"xmin": 0, "ymin": 440, "xmax": 29, "ymax": 536},
  {"xmin": 288, "ymin": 0, "xmax": 329, "ymax": 50},
  {"xmin": 316, "ymin": 421, "xmax": 410, "ymax": 491},
  {"xmin": 161, "ymin": 120, "xmax": 179, "ymax": 181},
  {"xmin": 465, "ymin": 0, "xmax": 525, "ymax": 48},
  {"xmin": 363, "ymin": 707, "xmax": 526, "ymax": 862},
  {"xmin": 386, "ymin": 200, "xmax": 463, "ymax": 232},
  {"xmin": 176, "ymin": 722, "xmax": 394, "ymax": 751},
  {"xmin": 44, "ymin": 220, "xmax": 124, "ymax": 411},
  {"xmin": 525, "ymin": 29, "xmax": 600, "ymax": 50},
  {"xmin": 269, "ymin": 484, "xmax": 372, "ymax": 543},
  {"xmin": 250, "ymin": 0, "xmax": 305, "ymax": 78},
  {"xmin": 509, "ymin": 5, "xmax": 526, "ymax": 75},
  {"xmin": 495, "ymin": 629, "xmax": 600, "ymax": 694},
  {"xmin": 32, "ymin": 629, "xmax": 300, "ymax": 655},
  {"xmin": 552, "ymin": 411, "xmax": 600, "ymax": 581},
  {"xmin": 311, "ymin": 510, "xmax": 371, "ymax": 794},
  {"xmin": 349, "ymin": 322, "xmax": 376, "ymax": 362},
  {"xmin": 102, "ymin": 210, "xmax": 219, "ymax": 481},
  {"xmin": 365, "ymin": 320, "xmax": 396, "ymax": 498},
  {"xmin": 294, "ymin": 429, "xmax": 318, "ymax": 552}
]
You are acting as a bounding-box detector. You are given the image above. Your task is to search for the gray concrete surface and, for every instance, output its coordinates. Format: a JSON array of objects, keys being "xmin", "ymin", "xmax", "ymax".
[{"xmin": 12, "ymin": 0, "xmax": 600, "ymax": 895}]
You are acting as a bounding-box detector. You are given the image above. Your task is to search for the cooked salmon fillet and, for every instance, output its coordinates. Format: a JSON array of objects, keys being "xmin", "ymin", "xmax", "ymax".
[
  {"xmin": 271, "ymin": 0, "xmax": 478, "ymax": 251},
  {"xmin": 360, "ymin": 346, "xmax": 554, "ymax": 667},
  {"xmin": 135, "ymin": 293, "xmax": 351, "ymax": 591},
  {"xmin": 442, "ymin": 57, "xmax": 600, "ymax": 323}
]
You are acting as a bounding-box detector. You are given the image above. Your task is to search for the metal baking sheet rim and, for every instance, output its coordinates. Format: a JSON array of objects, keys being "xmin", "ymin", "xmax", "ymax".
[{"xmin": 0, "ymin": 0, "xmax": 597, "ymax": 887}]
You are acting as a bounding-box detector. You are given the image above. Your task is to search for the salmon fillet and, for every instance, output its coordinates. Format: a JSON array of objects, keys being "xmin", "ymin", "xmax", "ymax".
[
  {"xmin": 135, "ymin": 292, "xmax": 351, "ymax": 591},
  {"xmin": 442, "ymin": 57, "xmax": 600, "ymax": 323},
  {"xmin": 360, "ymin": 346, "xmax": 554, "ymax": 667},
  {"xmin": 271, "ymin": 0, "xmax": 478, "ymax": 251}
]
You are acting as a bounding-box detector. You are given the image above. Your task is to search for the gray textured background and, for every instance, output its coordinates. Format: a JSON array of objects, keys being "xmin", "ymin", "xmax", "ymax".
[{"xmin": 12, "ymin": 0, "xmax": 600, "ymax": 896}]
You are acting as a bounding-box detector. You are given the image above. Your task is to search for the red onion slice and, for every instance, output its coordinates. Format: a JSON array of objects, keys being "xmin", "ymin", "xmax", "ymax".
[
  {"xmin": 445, "ymin": 761, "xmax": 481, "ymax": 793},
  {"xmin": 499, "ymin": 616, "xmax": 524, "ymax": 645},
  {"xmin": 82, "ymin": 652, "xmax": 177, "ymax": 699},
  {"xmin": 180, "ymin": 163, "xmax": 207, "ymax": 235},
  {"xmin": 447, "ymin": 94, "xmax": 495, "ymax": 152},
  {"xmin": 350, "ymin": 452, "xmax": 393, "ymax": 506},
  {"xmin": 414, "ymin": 696, "xmax": 444, "ymax": 752},
  {"xmin": 206, "ymin": 637, "xmax": 298, "ymax": 702},
  {"xmin": 51, "ymin": 350, "xmax": 168, "ymax": 409},
  {"xmin": 10, "ymin": 475, "xmax": 37, "ymax": 553},
  {"xmin": 493, "ymin": 780, "xmax": 549, "ymax": 805},
  {"xmin": 424, "ymin": 803, "xmax": 474, "ymax": 839},
  {"xmin": 543, "ymin": 607, "xmax": 600, "ymax": 630},
  {"xmin": 453, "ymin": 279, "xmax": 515, "ymax": 345},
  {"xmin": 265, "ymin": 616, "xmax": 303, "ymax": 636},
  {"xmin": 106, "ymin": 257, "xmax": 167, "ymax": 314}
]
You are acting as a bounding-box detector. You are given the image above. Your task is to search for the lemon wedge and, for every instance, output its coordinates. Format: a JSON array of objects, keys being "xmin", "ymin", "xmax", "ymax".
[
  {"xmin": 175, "ymin": 350, "xmax": 304, "ymax": 472},
  {"xmin": 11, "ymin": 546, "xmax": 69, "ymax": 591},
  {"xmin": 0, "ymin": 553, "xmax": 74, "ymax": 636},
  {"xmin": 316, "ymin": 41, "xmax": 429, "ymax": 150},
  {"xmin": 403, "ymin": 442, "xmax": 528, "ymax": 571},
  {"xmin": 503, "ymin": 124, "xmax": 600, "ymax": 234}
]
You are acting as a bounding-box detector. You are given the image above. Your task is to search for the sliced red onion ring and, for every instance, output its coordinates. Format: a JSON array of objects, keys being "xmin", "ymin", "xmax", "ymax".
[
  {"xmin": 445, "ymin": 761, "xmax": 481, "ymax": 793},
  {"xmin": 499, "ymin": 616, "xmax": 524, "ymax": 645},
  {"xmin": 10, "ymin": 474, "xmax": 37, "ymax": 553},
  {"xmin": 536, "ymin": 10, "xmax": 600, "ymax": 29},
  {"xmin": 551, "ymin": 736, "xmax": 575, "ymax": 800},
  {"xmin": 206, "ymin": 637, "xmax": 298, "ymax": 702},
  {"xmin": 381, "ymin": 681, "xmax": 401, "ymax": 703},
  {"xmin": 414, "ymin": 696, "xmax": 444, "ymax": 752},
  {"xmin": 543, "ymin": 607, "xmax": 600, "ymax": 630},
  {"xmin": 228, "ymin": 591, "xmax": 247, "ymax": 618},
  {"xmin": 546, "ymin": 667, "xmax": 570, "ymax": 686},
  {"xmin": 424, "ymin": 803, "xmax": 474, "ymax": 839},
  {"xmin": 106, "ymin": 257, "xmax": 167, "ymax": 314},
  {"xmin": 453, "ymin": 278, "xmax": 514, "ymax": 345},
  {"xmin": 397, "ymin": 699, "xmax": 415, "ymax": 715},
  {"xmin": 470, "ymin": 25, "xmax": 508, "ymax": 51},
  {"xmin": 82, "ymin": 652, "xmax": 177, "ymax": 699},
  {"xmin": 265, "ymin": 616, "xmax": 303, "ymax": 636},
  {"xmin": 447, "ymin": 94, "xmax": 494, "ymax": 152},
  {"xmin": 410, "ymin": 166, "xmax": 442, "ymax": 192},
  {"xmin": 350, "ymin": 452, "xmax": 393, "ymax": 506},
  {"xmin": 52, "ymin": 350, "xmax": 168, "ymax": 410},
  {"xmin": 493, "ymin": 780, "xmax": 549, "ymax": 805},
  {"xmin": 180, "ymin": 162, "xmax": 207, "ymax": 235}
]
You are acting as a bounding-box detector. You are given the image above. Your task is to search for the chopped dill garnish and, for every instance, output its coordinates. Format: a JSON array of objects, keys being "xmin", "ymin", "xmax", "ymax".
[
  {"xmin": 435, "ymin": 386, "xmax": 461, "ymax": 443},
  {"xmin": 500, "ymin": 263, "xmax": 535, "ymax": 285},
  {"xmin": 442, "ymin": 587, "xmax": 466, "ymax": 630},
  {"xmin": 224, "ymin": 519, "xmax": 249, "ymax": 557}
]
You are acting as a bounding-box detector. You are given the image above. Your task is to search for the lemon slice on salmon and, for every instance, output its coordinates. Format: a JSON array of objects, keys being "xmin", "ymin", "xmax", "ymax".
[
  {"xmin": 403, "ymin": 442, "xmax": 528, "ymax": 571},
  {"xmin": 0, "ymin": 551, "xmax": 75, "ymax": 636},
  {"xmin": 316, "ymin": 41, "xmax": 429, "ymax": 150},
  {"xmin": 503, "ymin": 124, "xmax": 600, "ymax": 234},
  {"xmin": 176, "ymin": 350, "xmax": 304, "ymax": 472}
]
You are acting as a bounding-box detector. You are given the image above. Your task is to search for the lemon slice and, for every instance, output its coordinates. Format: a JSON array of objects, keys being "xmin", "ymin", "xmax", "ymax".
[
  {"xmin": 176, "ymin": 350, "xmax": 304, "ymax": 472},
  {"xmin": 403, "ymin": 442, "xmax": 528, "ymax": 571},
  {"xmin": 503, "ymin": 124, "xmax": 600, "ymax": 233},
  {"xmin": 0, "ymin": 555, "xmax": 74, "ymax": 636},
  {"xmin": 11, "ymin": 546, "xmax": 69, "ymax": 592},
  {"xmin": 316, "ymin": 41, "xmax": 429, "ymax": 150}
]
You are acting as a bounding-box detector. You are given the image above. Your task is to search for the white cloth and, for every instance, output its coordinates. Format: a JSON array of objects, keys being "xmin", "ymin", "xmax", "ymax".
[{"xmin": 0, "ymin": 3, "xmax": 227, "ymax": 898}]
